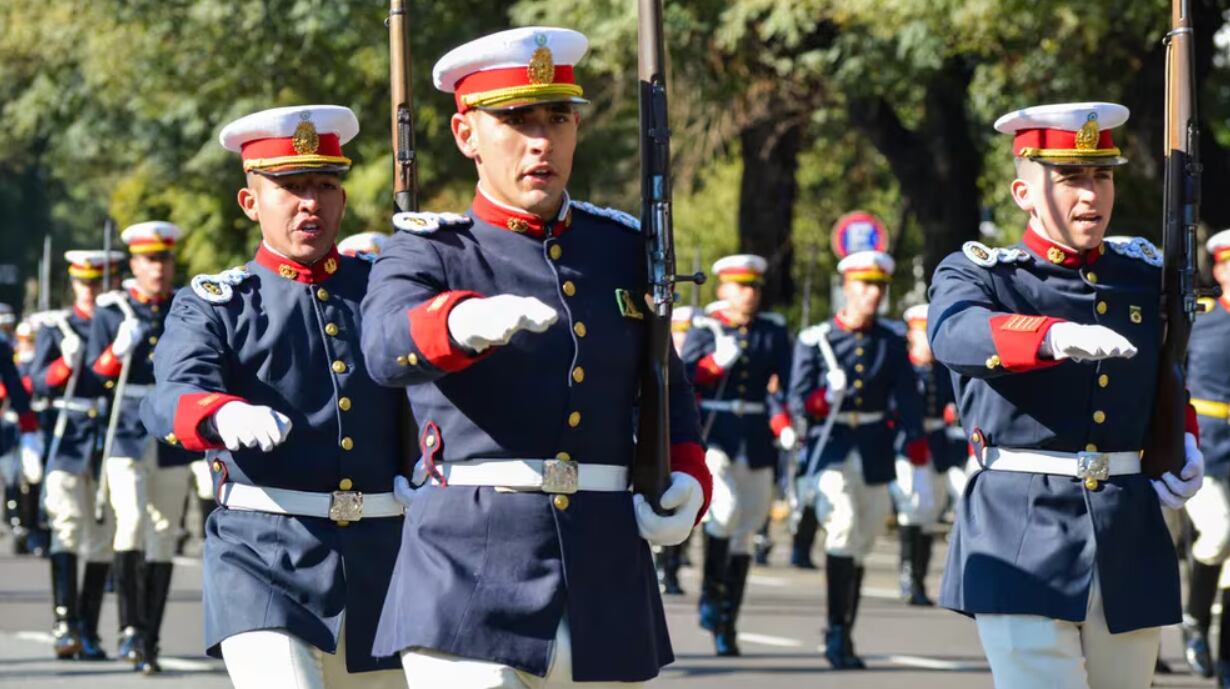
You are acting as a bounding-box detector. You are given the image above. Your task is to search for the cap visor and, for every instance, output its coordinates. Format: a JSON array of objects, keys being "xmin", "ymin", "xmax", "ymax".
[
  {"xmin": 475, "ymin": 95, "xmax": 590, "ymax": 112},
  {"xmin": 255, "ymin": 164, "xmax": 350, "ymax": 178},
  {"xmin": 1034, "ymin": 156, "xmax": 1128, "ymax": 168}
]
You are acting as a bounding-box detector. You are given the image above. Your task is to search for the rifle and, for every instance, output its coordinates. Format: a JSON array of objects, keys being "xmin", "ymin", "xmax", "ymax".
[
  {"xmin": 39, "ymin": 235, "xmax": 51, "ymax": 313},
  {"xmin": 1142, "ymin": 0, "xmax": 1204, "ymax": 478},
  {"xmin": 94, "ymin": 288, "xmax": 136, "ymax": 522},
  {"xmin": 388, "ymin": 0, "xmax": 420, "ymax": 476},
  {"xmin": 634, "ymin": 0, "xmax": 704, "ymax": 511}
]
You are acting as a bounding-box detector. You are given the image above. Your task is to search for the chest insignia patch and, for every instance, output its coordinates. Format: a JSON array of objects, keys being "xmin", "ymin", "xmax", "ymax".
[{"xmin": 615, "ymin": 289, "xmax": 644, "ymax": 320}]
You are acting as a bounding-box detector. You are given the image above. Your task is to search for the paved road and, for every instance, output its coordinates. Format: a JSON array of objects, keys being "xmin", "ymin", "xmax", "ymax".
[{"xmin": 0, "ymin": 526, "xmax": 1213, "ymax": 688}]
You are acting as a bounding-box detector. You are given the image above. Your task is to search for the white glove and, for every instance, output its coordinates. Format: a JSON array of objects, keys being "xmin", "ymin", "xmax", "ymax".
[
  {"xmin": 393, "ymin": 475, "xmax": 415, "ymax": 510},
  {"xmin": 825, "ymin": 369, "xmax": 848, "ymax": 402},
  {"xmin": 447, "ymin": 295, "xmax": 558, "ymax": 353},
  {"xmin": 111, "ymin": 318, "xmax": 143, "ymax": 358},
  {"xmin": 212, "ymin": 401, "xmax": 293, "ymax": 452},
  {"xmin": 633, "ymin": 471, "xmax": 704, "ymax": 547},
  {"xmin": 1041, "ymin": 323, "xmax": 1136, "ymax": 363},
  {"xmin": 1153, "ymin": 433, "xmax": 1204, "ymax": 509},
  {"xmin": 711, "ymin": 335, "xmax": 740, "ymax": 369},
  {"xmin": 59, "ymin": 334, "xmax": 82, "ymax": 367},
  {"xmin": 20, "ymin": 433, "xmax": 44, "ymax": 484},
  {"xmin": 779, "ymin": 425, "xmax": 798, "ymax": 451}
]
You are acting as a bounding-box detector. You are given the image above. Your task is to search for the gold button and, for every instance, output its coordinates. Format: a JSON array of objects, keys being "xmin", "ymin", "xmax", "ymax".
[
  {"xmin": 556, "ymin": 451, "xmax": 572, "ymax": 461},
  {"xmin": 854, "ymin": 364, "xmax": 865, "ymax": 373},
  {"xmin": 341, "ymin": 436, "xmax": 354, "ymax": 450},
  {"xmin": 337, "ymin": 520, "xmax": 349, "ymax": 528},
  {"xmin": 1086, "ymin": 443, "xmax": 1099, "ymax": 452},
  {"xmin": 568, "ymin": 411, "xmax": 581, "ymax": 428},
  {"xmin": 338, "ymin": 397, "xmax": 352, "ymax": 411},
  {"xmin": 339, "ymin": 478, "xmax": 353, "ymax": 491},
  {"xmin": 1096, "ymin": 301, "xmax": 1108, "ymax": 315},
  {"xmin": 853, "ymin": 380, "xmax": 864, "ymax": 389},
  {"xmin": 986, "ymin": 355, "xmax": 1001, "ymax": 369},
  {"xmin": 572, "ymin": 367, "xmax": 585, "ymax": 383},
  {"xmin": 740, "ymin": 326, "xmax": 749, "ymax": 335},
  {"xmin": 325, "ymin": 323, "xmax": 339, "ymax": 336},
  {"xmin": 971, "ymin": 432, "xmax": 982, "ymax": 444},
  {"xmin": 549, "ymin": 245, "xmax": 563, "ymax": 260},
  {"xmin": 855, "ymin": 398, "xmax": 863, "ymax": 406},
  {"xmin": 855, "ymin": 347, "xmax": 864, "ymax": 356},
  {"xmin": 739, "ymin": 340, "xmax": 748, "ymax": 349},
  {"xmin": 164, "ymin": 433, "xmax": 178, "ymax": 445},
  {"xmin": 1084, "ymin": 476, "xmax": 1099, "ymax": 490},
  {"xmin": 737, "ymin": 385, "xmax": 747, "ymax": 393},
  {"xmin": 87, "ymin": 408, "xmax": 98, "ymax": 418},
  {"xmin": 152, "ymin": 304, "xmax": 160, "ymax": 313},
  {"xmin": 740, "ymin": 356, "xmax": 749, "ymax": 364},
  {"xmin": 407, "ymin": 353, "xmax": 418, "ymax": 366},
  {"xmin": 740, "ymin": 371, "xmax": 749, "ymax": 379},
  {"xmin": 1087, "ymin": 272, "xmax": 1098, "ymax": 284},
  {"xmin": 573, "ymin": 322, "xmax": 587, "ymax": 338},
  {"xmin": 316, "ymin": 288, "xmax": 329, "ymax": 302},
  {"xmin": 212, "ymin": 460, "xmax": 223, "ymax": 472},
  {"xmin": 1093, "ymin": 410, "xmax": 1106, "ymax": 424},
  {"xmin": 396, "ymin": 355, "xmax": 408, "ymax": 366},
  {"xmin": 553, "ymin": 494, "xmax": 570, "ymax": 511},
  {"xmin": 105, "ymin": 380, "xmax": 115, "ymax": 390},
  {"xmin": 148, "ymin": 335, "xmax": 159, "ymax": 345},
  {"xmin": 332, "ymin": 360, "xmax": 347, "ymax": 374},
  {"xmin": 424, "ymin": 434, "xmax": 436, "ymax": 448},
  {"xmin": 562, "ymin": 281, "xmax": 576, "ymax": 297},
  {"xmin": 1098, "ymin": 374, "xmax": 1109, "ymax": 388}
]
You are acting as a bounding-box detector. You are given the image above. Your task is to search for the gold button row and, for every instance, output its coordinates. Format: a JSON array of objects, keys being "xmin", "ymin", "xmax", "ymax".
[
  {"xmin": 332, "ymin": 360, "xmax": 347, "ymax": 374},
  {"xmin": 316, "ymin": 288, "xmax": 329, "ymax": 302},
  {"xmin": 573, "ymin": 322, "xmax": 587, "ymax": 338},
  {"xmin": 572, "ymin": 367, "xmax": 585, "ymax": 383},
  {"xmin": 568, "ymin": 411, "xmax": 582, "ymax": 428},
  {"xmin": 325, "ymin": 322, "xmax": 339, "ymax": 336},
  {"xmin": 341, "ymin": 436, "xmax": 354, "ymax": 450},
  {"xmin": 562, "ymin": 280, "xmax": 577, "ymax": 297},
  {"xmin": 339, "ymin": 478, "xmax": 353, "ymax": 491},
  {"xmin": 549, "ymin": 245, "xmax": 563, "ymax": 260},
  {"xmin": 338, "ymin": 397, "xmax": 352, "ymax": 411}
]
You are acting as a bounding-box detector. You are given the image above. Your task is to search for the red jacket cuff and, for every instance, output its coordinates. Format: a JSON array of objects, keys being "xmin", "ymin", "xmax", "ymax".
[
  {"xmin": 21, "ymin": 376, "xmax": 33, "ymax": 395},
  {"xmin": 1187, "ymin": 402, "xmax": 1200, "ymax": 445},
  {"xmin": 670, "ymin": 441, "xmax": 711, "ymax": 524},
  {"xmin": 804, "ymin": 389, "xmax": 830, "ymax": 418},
  {"xmin": 693, "ymin": 354, "xmax": 725, "ymax": 386},
  {"xmin": 769, "ymin": 411, "xmax": 792, "ymax": 437},
  {"xmin": 988, "ymin": 315, "xmax": 1066, "ymax": 372},
  {"xmin": 905, "ymin": 437, "xmax": 929, "ymax": 466},
  {"xmin": 18, "ymin": 411, "xmax": 38, "ymax": 433},
  {"xmin": 45, "ymin": 356, "xmax": 72, "ymax": 389},
  {"xmin": 173, "ymin": 392, "xmax": 246, "ymax": 452},
  {"xmin": 91, "ymin": 345, "xmax": 123, "ymax": 379},
  {"xmin": 408, "ymin": 291, "xmax": 490, "ymax": 373}
]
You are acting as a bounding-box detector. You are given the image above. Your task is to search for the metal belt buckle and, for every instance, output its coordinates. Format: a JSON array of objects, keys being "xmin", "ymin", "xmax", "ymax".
[
  {"xmin": 541, "ymin": 460, "xmax": 578, "ymax": 494},
  {"xmin": 1076, "ymin": 452, "xmax": 1110, "ymax": 490},
  {"xmin": 329, "ymin": 491, "xmax": 364, "ymax": 523},
  {"xmin": 849, "ymin": 412, "xmax": 860, "ymax": 426},
  {"xmin": 731, "ymin": 400, "xmax": 745, "ymax": 417}
]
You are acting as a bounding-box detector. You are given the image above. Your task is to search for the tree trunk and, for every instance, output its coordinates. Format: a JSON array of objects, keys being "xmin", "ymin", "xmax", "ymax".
[{"xmin": 737, "ymin": 115, "xmax": 805, "ymax": 308}]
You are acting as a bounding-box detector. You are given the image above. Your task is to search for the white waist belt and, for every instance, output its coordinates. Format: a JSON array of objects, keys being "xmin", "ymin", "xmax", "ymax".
[
  {"xmin": 51, "ymin": 397, "xmax": 104, "ymax": 414},
  {"xmin": 218, "ymin": 482, "xmax": 402, "ymax": 522},
  {"xmin": 832, "ymin": 411, "xmax": 885, "ymax": 427},
  {"xmin": 923, "ymin": 418, "xmax": 947, "ymax": 433},
  {"xmin": 438, "ymin": 459, "xmax": 629, "ymax": 494},
  {"xmin": 983, "ymin": 447, "xmax": 1141, "ymax": 484},
  {"xmin": 700, "ymin": 399, "xmax": 767, "ymax": 415},
  {"xmin": 122, "ymin": 384, "xmax": 154, "ymax": 397}
]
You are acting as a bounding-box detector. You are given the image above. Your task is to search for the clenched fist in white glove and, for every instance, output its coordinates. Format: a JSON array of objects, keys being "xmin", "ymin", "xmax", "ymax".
[
  {"xmin": 1041, "ymin": 323, "xmax": 1137, "ymax": 363},
  {"xmin": 59, "ymin": 334, "xmax": 82, "ymax": 367},
  {"xmin": 212, "ymin": 401, "xmax": 293, "ymax": 452},
  {"xmin": 448, "ymin": 295, "xmax": 558, "ymax": 354},
  {"xmin": 111, "ymin": 318, "xmax": 144, "ymax": 358},
  {"xmin": 711, "ymin": 335, "xmax": 740, "ymax": 369},
  {"xmin": 779, "ymin": 425, "xmax": 799, "ymax": 451},
  {"xmin": 633, "ymin": 472, "xmax": 704, "ymax": 547},
  {"xmin": 1153, "ymin": 433, "xmax": 1203, "ymax": 510},
  {"xmin": 825, "ymin": 369, "xmax": 848, "ymax": 402}
]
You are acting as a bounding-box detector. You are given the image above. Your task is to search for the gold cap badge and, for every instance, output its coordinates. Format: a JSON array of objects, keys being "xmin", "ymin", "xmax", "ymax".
[
  {"xmin": 1075, "ymin": 113, "xmax": 1099, "ymax": 151},
  {"xmin": 292, "ymin": 118, "xmax": 320, "ymax": 155},
  {"xmin": 528, "ymin": 46, "xmax": 556, "ymax": 85}
]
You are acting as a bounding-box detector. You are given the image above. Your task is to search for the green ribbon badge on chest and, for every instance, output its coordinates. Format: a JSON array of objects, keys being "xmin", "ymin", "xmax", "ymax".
[{"xmin": 615, "ymin": 288, "xmax": 644, "ymax": 320}]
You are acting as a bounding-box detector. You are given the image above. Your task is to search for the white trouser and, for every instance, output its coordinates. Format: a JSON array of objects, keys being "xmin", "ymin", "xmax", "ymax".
[
  {"xmin": 401, "ymin": 617, "xmax": 644, "ymax": 689},
  {"xmin": 106, "ymin": 440, "xmax": 192, "ymax": 558},
  {"xmin": 43, "ymin": 469, "xmax": 114, "ymax": 562},
  {"xmin": 190, "ymin": 458, "xmax": 215, "ymax": 500},
  {"xmin": 145, "ymin": 463, "xmax": 191, "ymax": 561},
  {"xmin": 702, "ymin": 449, "xmax": 774, "ymax": 555},
  {"xmin": 1186, "ymin": 477, "xmax": 1230, "ymax": 565},
  {"xmin": 815, "ymin": 453, "xmax": 890, "ymax": 564},
  {"xmin": 975, "ymin": 569, "xmax": 1159, "ymax": 689},
  {"xmin": 222, "ymin": 622, "xmax": 405, "ymax": 689},
  {"xmin": 892, "ymin": 458, "xmax": 946, "ymax": 528}
]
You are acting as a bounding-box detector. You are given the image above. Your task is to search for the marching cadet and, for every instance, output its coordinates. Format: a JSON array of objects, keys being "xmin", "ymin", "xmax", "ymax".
[
  {"xmin": 363, "ymin": 27, "xmax": 711, "ymax": 688},
  {"xmin": 681, "ymin": 254, "xmax": 794, "ymax": 657},
  {"xmin": 788, "ymin": 249, "xmax": 928, "ymax": 670},
  {"xmin": 3, "ymin": 316, "xmax": 46, "ymax": 557},
  {"xmin": 930, "ymin": 102, "xmax": 1204, "ymax": 689},
  {"xmin": 88, "ymin": 221, "xmax": 199, "ymax": 672},
  {"xmin": 34, "ymin": 250, "xmax": 123, "ymax": 660},
  {"xmin": 140, "ymin": 104, "xmax": 405, "ymax": 688},
  {"xmin": 1180, "ymin": 228, "xmax": 1230, "ymax": 683},
  {"xmin": 893, "ymin": 304, "xmax": 966, "ymax": 607}
]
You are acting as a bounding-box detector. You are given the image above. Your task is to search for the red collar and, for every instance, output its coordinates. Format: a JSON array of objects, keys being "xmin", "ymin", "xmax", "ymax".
[
  {"xmin": 72, "ymin": 304, "xmax": 92, "ymax": 321},
  {"xmin": 834, "ymin": 312, "xmax": 872, "ymax": 333},
  {"xmin": 127, "ymin": 286, "xmax": 167, "ymax": 305},
  {"xmin": 1022, "ymin": 228, "xmax": 1104, "ymax": 269},
  {"xmin": 254, "ymin": 244, "xmax": 342, "ymax": 284},
  {"xmin": 471, "ymin": 186, "xmax": 572, "ymax": 239}
]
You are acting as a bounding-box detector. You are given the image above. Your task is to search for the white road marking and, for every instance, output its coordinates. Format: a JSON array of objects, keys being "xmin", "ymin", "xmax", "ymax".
[
  {"xmin": 159, "ymin": 656, "xmax": 223, "ymax": 672},
  {"xmin": 884, "ymin": 654, "xmax": 986, "ymax": 671},
  {"xmin": 14, "ymin": 630, "xmax": 53, "ymax": 643},
  {"xmin": 747, "ymin": 574, "xmax": 788, "ymax": 588},
  {"xmin": 737, "ymin": 632, "xmax": 803, "ymax": 648}
]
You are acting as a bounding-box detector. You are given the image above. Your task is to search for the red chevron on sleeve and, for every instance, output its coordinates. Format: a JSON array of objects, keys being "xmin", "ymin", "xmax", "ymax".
[
  {"xmin": 45, "ymin": 357, "xmax": 72, "ymax": 389},
  {"xmin": 693, "ymin": 354, "xmax": 725, "ymax": 386},
  {"xmin": 91, "ymin": 345, "xmax": 123, "ymax": 379},
  {"xmin": 988, "ymin": 315, "xmax": 1065, "ymax": 372}
]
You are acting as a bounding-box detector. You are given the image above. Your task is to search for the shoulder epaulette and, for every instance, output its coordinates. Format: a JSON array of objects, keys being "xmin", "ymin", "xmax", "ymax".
[
  {"xmin": 570, "ymin": 200, "xmax": 640, "ymax": 231},
  {"xmin": 758, "ymin": 311, "xmax": 786, "ymax": 326},
  {"xmin": 191, "ymin": 266, "xmax": 252, "ymax": 305},
  {"xmin": 1104, "ymin": 236, "xmax": 1162, "ymax": 267},
  {"xmin": 962, "ymin": 241, "xmax": 1031, "ymax": 268},
  {"xmin": 798, "ymin": 322, "xmax": 831, "ymax": 347},
  {"xmin": 392, "ymin": 211, "xmax": 472, "ymax": 235}
]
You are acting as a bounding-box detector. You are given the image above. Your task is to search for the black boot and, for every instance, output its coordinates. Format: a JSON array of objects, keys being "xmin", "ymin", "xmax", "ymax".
[
  {"xmin": 753, "ymin": 521, "xmax": 772, "ymax": 566},
  {"xmin": 1184, "ymin": 561, "xmax": 1221, "ymax": 678},
  {"xmin": 791, "ymin": 507, "xmax": 818, "ymax": 569},
  {"xmin": 113, "ymin": 551, "xmax": 146, "ymax": 664},
  {"xmin": 22, "ymin": 482, "xmax": 48, "ymax": 557},
  {"xmin": 699, "ymin": 534, "xmax": 730, "ymax": 633},
  {"xmin": 137, "ymin": 562, "xmax": 173, "ymax": 674},
  {"xmin": 844, "ymin": 564, "xmax": 867, "ymax": 669},
  {"xmin": 50, "ymin": 552, "xmax": 82, "ymax": 659},
  {"xmin": 77, "ymin": 561, "xmax": 109, "ymax": 660},
  {"xmin": 1219, "ymin": 660, "xmax": 1230, "ymax": 689},
  {"xmin": 1218, "ymin": 590, "xmax": 1230, "ymax": 688},
  {"xmin": 900, "ymin": 527, "xmax": 934, "ymax": 607},
  {"xmin": 715, "ymin": 554, "xmax": 751, "ymax": 657},
  {"xmin": 823, "ymin": 555, "xmax": 863, "ymax": 670},
  {"xmin": 657, "ymin": 545, "xmax": 685, "ymax": 596}
]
